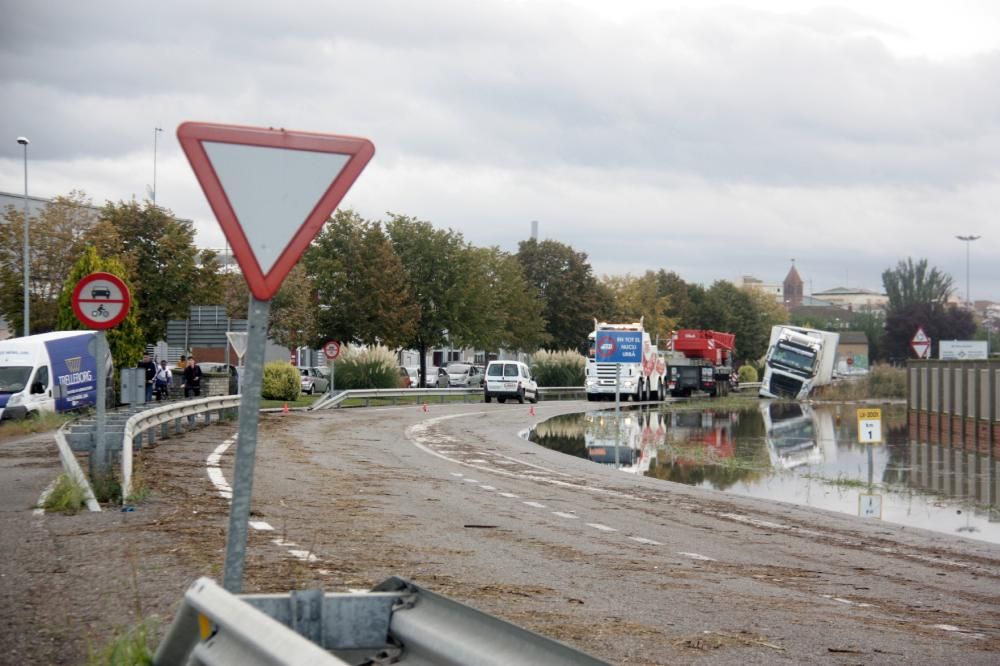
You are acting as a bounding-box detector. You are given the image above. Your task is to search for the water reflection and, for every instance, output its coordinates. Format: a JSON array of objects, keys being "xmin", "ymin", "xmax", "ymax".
[{"xmin": 527, "ymin": 404, "xmax": 1000, "ymax": 544}]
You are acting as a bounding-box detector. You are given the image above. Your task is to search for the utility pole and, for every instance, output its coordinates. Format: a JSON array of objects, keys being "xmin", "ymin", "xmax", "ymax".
[
  {"xmin": 16, "ymin": 136, "xmax": 30, "ymax": 336},
  {"xmin": 955, "ymin": 235, "xmax": 980, "ymax": 307},
  {"xmin": 153, "ymin": 127, "xmax": 163, "ymax": 206}
]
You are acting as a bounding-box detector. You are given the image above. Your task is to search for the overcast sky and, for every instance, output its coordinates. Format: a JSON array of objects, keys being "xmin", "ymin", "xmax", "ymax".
[{"xmin": 2, "ymin": 0, "xmax": 998, "ymax": 302}]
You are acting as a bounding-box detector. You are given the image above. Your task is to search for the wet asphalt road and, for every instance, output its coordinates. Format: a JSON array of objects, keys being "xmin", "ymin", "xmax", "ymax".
[{"xmin": 226, "ymin": 400, "xmax": 1000, "ymax": 665}]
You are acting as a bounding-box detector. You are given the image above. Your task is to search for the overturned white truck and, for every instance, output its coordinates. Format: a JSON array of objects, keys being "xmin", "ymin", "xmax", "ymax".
[{"xmin": 759, "ymin": 326, "xmax": 839, "ymax": 400}]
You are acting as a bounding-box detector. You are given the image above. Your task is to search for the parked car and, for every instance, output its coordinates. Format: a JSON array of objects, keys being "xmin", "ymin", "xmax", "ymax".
[
  {"xmin": 436, "ymin": 366, "xmax": 450, "ymax": 388},
  {"xmin": 484, "ymin": 360, "xmax": 538, "ymax": 404},
  {"xmin": 299, "ymin": 367, "xmax": 330, "ymax": 394},
  {"xmin": 445, "ymin": 362, "xmax": 484, "ymax": 388},
  {"xmin": 400, "ymin": 365, "xmax": 420, "ymax": 388},
  {"xmin": 422, "ymin": 366, "xmax": 439, "ymax": 388}
]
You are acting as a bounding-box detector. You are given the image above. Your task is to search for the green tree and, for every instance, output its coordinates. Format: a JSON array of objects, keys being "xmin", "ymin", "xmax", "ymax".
[
  {"xmin": 303, "ymin": 210, "xmax": 418, "ymax": 349},
  {"xmin": 56, "ymin": 247, "xmax": 145, "ymax": 372},
  {"xmin": 688, "ymin": 281, "xmax": 778, "ymax": 363},
  {"xmin": 655, "ymin": 270, "xmax": 694, "ymax": 326},
  {"xmin": 267, "ymin": 264, "xmax": 318, "ymax": 350},
  {"xmin": 471, "ymin": 246, "xmax": 549, "ymax": 353},
  {"xmin": 0, "ymin": 191, "xmax": 98, "ymax": 335},
  {"xmin": 516, "ymin": 238, "xmax": 612, "ymax": 351},
  {"xmin": 880, "ymin": 258, "xmax": 964, "ymax": 360},
  {"xmin": 601, "ymin": 271, "xmax": 676, "ymax": 345},
  {"xmin": 87, "ymin": 200, "xmax": 220, "ymax": 342},
  {"xmin": 882, "ymin": 258, "xmax": 954, "ymax": 312},
  {"xmin": 385, "ymin": 214, "xmax": 488, "ymax": 386}
]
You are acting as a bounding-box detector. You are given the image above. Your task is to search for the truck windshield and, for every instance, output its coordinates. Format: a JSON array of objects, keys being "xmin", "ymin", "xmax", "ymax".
[
  {"xmin": 0, "ymin": 366, "xmax": 32, "ymax": 393},
  {"xmin": 771, "ymin": 343, "xmax": 816, "ymax": 373}
]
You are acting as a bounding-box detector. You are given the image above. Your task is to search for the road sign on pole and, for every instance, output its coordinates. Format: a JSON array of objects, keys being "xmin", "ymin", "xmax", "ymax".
[
  {"xmin": 71, "ymin": 272, "xmax": 131, "ymax": 478},
  {"xmin": 178, "ymin": 122, "xmax": 375, "ymax": 593},
  {"xmin": 857, "ymin": 407, "xmax": 882, "ymax": 443},
  {"xmin": 594, "ymin": 331, "xmax": 643, "ymax": 364},
  {"xmin": 71, "ymin": 272, "xmax": 131, "ymax": 330},
  {"xmin": 323, "ymin": 340, "xmax": 341, "ymax": 361},
  {"xmin": 177, "ymin": 122, "xmax": 375, "ymax": 301},
  {"xmin": 911, "ymin": 326, "xmax": 931, "ymax": 359}
]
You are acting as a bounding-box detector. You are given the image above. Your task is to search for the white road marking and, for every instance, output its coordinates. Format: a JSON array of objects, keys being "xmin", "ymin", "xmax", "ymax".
[
  {"xmin": 716, "ymin": 512, "xmax": 788, "ymax": 530},
  {"xmin": 206, "ymin": 434, "xmax": 327, "ymax": 574},
  {"xmin": 586, "ymin": 523, "xmax": 617, "ymax": 532},
  {"xmin": 552, "ymin": 511, "xmax": 578, "ymax": 519},
  {"xmin": 33, "ymin": 478, "xmax": 59, "ymax": 517},
  {"xmin": 450, "ymin": 472, "xmax": 464, "ymax": 477},
  {"xmin": 523, "ymin": 501, "xmax": 546, "ymax": 508},
  {"xmin": 462, "ymin": 478, "xmax": 480, "ymax": 483},
  {"xmin": 629, "ymin": 536, "xmax": 663, "ymax": 546},
  {"xmin": 479, "ymin": 485, "xmax": 496, "ymax": 491},
  {"xmin": 498, "ymin": 492, "xmax": 520, "ymax": 498},
  {"xmin": 677, "ymin": 552, "xmax": 716, "ymax": 561},
  {"xmin": 406, "ymin": 415, "xmax": 643, "ymax": 501}
]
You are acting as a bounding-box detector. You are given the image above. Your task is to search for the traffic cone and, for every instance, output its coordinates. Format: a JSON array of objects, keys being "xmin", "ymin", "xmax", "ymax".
[
  {"xmin": 282, "ymin": 403, "xmax": 289, "ymax": 415},
  {"xmin": 528, "ymin": 405, "xmax": 536, "ymax": 416},
  {"xmin": 421, "ymin": 402, "xmax": 429, "ymax": 413}
]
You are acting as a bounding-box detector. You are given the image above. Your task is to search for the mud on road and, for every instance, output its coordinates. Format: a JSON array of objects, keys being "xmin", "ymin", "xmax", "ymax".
[{"xmin": 2, "ymin": 403, "xmax": 1000, "ymax": 665}]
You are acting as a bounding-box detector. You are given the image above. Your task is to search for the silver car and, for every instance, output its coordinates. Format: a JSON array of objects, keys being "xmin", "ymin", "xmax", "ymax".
[
  {"xmin": 300, "ymin": 367, "xmax": 330, "ymax": 394},
  {"xmin": 446, "ymin": 362, "xmax": 484, "ymax": 388}
]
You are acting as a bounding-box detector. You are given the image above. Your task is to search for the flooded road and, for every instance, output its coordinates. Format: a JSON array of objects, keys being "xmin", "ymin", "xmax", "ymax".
[{"xmin": 528, "ymin": 402, "xmax": 1000, "ymax": 544}]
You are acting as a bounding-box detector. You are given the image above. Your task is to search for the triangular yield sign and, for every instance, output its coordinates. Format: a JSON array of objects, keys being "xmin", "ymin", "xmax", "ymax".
[{"xmin": 178, "ymin": 122, "xmax": 374, "ymax": 300}]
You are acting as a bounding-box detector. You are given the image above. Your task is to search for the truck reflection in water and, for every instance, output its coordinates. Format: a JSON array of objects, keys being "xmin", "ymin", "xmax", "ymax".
[{"xmin": 527, "ymin": 404, "xmax": 1000, "ymax": 544}]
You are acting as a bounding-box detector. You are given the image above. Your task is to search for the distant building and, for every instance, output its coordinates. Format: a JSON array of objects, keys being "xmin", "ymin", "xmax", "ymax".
[
  {"xmin": 783, "ymin": 264, "xmax": 804, "ymax": 308},
  {"xmin": 811, "ymin": 286, "xmax": 887, "ymax": 312},
  {"xmin": 736, "ymin": 275, "xmax": 784, "ymax": 303}
]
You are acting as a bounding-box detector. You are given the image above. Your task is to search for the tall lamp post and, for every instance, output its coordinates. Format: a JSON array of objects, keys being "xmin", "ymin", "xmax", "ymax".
[
  {"xmin": 16, "ymin": 136, "xmax": 29, "ymax": 336},
  {"xmin": 152, "ymin": 127, "xmax": 163, "ymax": 206},
  {"xmin": 956, "ymin": 235, "xmax": 981, "ymax": 307}
]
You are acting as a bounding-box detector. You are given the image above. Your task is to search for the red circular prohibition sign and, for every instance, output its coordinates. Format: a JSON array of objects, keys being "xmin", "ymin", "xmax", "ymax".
[
  {"xmin": 71, "ymin": 272, "xmax": 132, "ymax": 330},
  {"xmin": 596, "ymin": 334, "xmax": 618, "ymax": 361}
]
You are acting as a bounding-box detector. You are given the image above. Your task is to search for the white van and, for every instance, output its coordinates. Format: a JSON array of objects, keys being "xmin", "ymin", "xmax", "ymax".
[
  {"xmin": 484, "ymin": 360, "xmax": 538, "ymax": 404},
  {"xmin": 0, "ymin": 331, "xmax": 105, "ymax": 421}
]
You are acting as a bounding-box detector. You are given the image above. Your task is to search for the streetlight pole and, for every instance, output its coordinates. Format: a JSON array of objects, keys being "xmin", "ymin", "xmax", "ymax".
[
  {"xmin": 956, "ymin": 235, "xmax": 981, "ymax": 307},
  {"xmin": 152, "ymin": 127, "xmax": 163, "ymax": 206},
  {"xmin": 16, "ymin": 136, "xmax": 29, "ymax": 336}
]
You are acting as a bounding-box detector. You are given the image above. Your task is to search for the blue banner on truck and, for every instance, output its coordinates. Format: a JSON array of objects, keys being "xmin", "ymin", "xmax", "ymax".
[{"xmin": 45, "ymin": 334, "xmax": 98, "ymax": 412}]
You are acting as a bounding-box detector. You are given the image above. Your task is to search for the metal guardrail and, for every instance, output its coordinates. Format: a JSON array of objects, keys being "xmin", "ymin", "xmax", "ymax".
[
  {"xmin": 121, "ymin": 395, "xmax": 240, "ymax": 503},
  {"xmin": 53, "ymin": 424, "xmax": 102, "ymax": 513},
  {"xmin": 311, "ymin": 386, "xmax": 586, "ymax": 410},
  {"xmin": 154, "ymin": 576, "xmax": 609, "ymax": 665}
]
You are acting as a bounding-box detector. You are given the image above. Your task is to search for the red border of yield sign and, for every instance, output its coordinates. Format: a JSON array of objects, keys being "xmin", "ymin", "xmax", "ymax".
[
  {"xmin": 176, "ymin": 122, "xmax": 375, "ymax": 301},
  {"xmin": 71, "ymin": 272, "xmax": 131, "ymax": 330}
]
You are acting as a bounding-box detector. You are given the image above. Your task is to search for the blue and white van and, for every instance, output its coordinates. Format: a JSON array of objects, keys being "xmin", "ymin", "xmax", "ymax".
[{"xmin": 0, "ymin": 331, "xmax": 104, "ymax": 421}]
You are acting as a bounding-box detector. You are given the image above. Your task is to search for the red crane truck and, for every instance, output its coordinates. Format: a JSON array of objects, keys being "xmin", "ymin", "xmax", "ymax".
[{"xmin": 665, "ymin": 329, "xmax": 735, "ymax": 398}]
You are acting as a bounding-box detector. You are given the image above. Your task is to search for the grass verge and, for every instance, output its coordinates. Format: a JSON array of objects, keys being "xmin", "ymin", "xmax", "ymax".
[
  {"xmin": 0, "ymin": 411, "xmax": 74, "ymax": 439},
  {"xmin": 259, "ymin": 394, "xmax": 322, "ymax": 409},
  {"xmin": 42, "ymin": 473, "xmax": 87, "ymax": 514},
  {"xmin": 86, "ymin": 618, "xmax": 156, "ymax": 666}
]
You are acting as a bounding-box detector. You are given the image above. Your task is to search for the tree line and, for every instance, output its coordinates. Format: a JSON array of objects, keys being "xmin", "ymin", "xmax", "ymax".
[{"xmin": 2, "ymin": 190, "xmax": 982, "ymax": 373}]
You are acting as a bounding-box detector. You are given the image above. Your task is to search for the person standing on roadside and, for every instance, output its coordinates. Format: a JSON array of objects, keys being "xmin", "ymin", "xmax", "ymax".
[
  {"xmin": 138, "ymin": 353, "xmax": 156, "ymax": 402},
  {"xmin": 181, "ymin": 356, "xmax": 203, "ymax": 398},
  {"xmin": 154, "ymin": 360, "xmax": 173, "ymax": 401}
]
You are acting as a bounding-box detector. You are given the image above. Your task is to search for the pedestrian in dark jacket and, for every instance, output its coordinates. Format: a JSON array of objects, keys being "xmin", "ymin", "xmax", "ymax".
[
  {"xmin": 182, "ymin": 356, "xmax": 203, "ymax": 398},
  {"xmin": 138, "ymin": 353, "xmax": 156, "ymax": 402}
]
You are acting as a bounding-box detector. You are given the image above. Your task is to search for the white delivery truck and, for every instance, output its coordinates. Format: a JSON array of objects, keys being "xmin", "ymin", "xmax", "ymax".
[
  {"xmin": 0, "ymin": 331, "xmax": 106, "ymax": 421},
  {"xmin": 759, "ymin": 326, "xmax": 839, "ymax": 400}
]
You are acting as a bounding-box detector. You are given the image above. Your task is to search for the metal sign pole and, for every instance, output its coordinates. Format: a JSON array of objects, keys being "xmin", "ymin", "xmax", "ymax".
[
  {"xmin": 614, "ymin": 362, "xmax": 620, "ymax": 470},
  {"xmin": 223, "ymin": 296, "xmax": 270, "ymax": 593},
  {"xmin": 94, "ymin": 330, "xmax": 107, "ymax": 476}
]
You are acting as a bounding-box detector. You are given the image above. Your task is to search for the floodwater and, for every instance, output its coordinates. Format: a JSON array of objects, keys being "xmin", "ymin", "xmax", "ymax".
[{"xmin": 527, "ymin": 403, "xmax": 1000, "ymax": 545}]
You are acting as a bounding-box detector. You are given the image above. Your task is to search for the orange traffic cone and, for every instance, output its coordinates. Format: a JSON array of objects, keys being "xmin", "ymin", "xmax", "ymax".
[
  {"xmin": 282, "ymin": 403, "xmax": 289, "ymax": 415},
  {"xmin": 528, "ymin": 405, "xmax": 536, "ymax": 416},
  {"xmin": 421, "ymin": 402, "xmax": 429, "ymax": 413}
]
